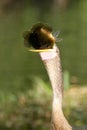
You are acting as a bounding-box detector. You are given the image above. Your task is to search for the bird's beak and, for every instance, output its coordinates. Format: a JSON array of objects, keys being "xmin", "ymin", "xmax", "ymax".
[{"xmin": 28, "ymin": 48, "xmax": 53, "ymax": 52}]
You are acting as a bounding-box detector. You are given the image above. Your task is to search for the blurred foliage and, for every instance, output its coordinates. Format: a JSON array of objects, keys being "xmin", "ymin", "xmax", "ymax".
[
  {"xmin": 0, "ymin": 78, "xmax": 87, "ymax": 129},
  {"xmin": 0, "ymin": 0, "xmax": 79, "ymax": 13}
]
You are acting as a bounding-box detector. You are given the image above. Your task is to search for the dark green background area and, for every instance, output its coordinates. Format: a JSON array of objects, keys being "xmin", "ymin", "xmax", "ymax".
[{"xmin": 0, "ymin": 0, "xmax": 87, "ymax": 88}]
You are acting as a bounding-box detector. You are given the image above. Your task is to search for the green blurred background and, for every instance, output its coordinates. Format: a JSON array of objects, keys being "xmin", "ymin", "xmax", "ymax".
[{"xmin": 0, "ymin": 0, "xmax": 87, "ymax": 130}]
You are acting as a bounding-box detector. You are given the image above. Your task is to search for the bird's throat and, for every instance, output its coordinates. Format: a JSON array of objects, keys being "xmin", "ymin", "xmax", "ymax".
[{"xmin": 39, "ymin": 44, "xmax": 57, "ymax": 60}]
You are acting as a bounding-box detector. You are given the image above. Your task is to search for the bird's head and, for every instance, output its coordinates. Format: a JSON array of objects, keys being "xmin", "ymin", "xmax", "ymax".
[{"xmin": 23, "ymin": 23, "xmax": 62, "ymax": 52}]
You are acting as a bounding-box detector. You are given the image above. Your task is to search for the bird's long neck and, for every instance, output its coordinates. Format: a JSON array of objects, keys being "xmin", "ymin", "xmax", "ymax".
[{"xmin": 39, "ymin": 45, "xmax": 72, "ymax": 130}]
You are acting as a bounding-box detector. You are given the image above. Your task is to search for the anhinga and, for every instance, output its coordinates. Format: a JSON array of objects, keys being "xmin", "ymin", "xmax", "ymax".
[{"xmin": 23, "ymin": 23, "xmax": 72, "ymax": 130}]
